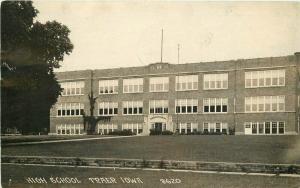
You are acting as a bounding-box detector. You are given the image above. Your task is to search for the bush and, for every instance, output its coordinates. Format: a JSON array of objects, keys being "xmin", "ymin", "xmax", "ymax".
[
  {"xmin": 108, "ymin": 130, "xmax": 135, "ymax": 136},
  {"xmin": 149, "ymin": 129, "xmax": 162, "ymax": 135},
  {"xmin": 162, "ymin": 130, "xmax": 173, "ymax": 135},
  {"xmin": 150, "ymin": 129, "xmax": 174, "ymax": 135}
]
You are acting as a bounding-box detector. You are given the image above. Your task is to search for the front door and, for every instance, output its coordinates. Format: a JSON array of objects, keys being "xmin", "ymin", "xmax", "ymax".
[{"xmin": 154, "ymin": 123, "xmax": 163, "ymax": 132}]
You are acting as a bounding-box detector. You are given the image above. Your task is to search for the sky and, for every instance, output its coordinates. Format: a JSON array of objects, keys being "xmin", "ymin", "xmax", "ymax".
[{"xmin": 33, "ymin": 1, "xmax": 300, "ymax": 72}]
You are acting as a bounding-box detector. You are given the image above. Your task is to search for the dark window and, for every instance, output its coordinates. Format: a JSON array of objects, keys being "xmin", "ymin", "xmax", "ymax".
[
  {"xmin": 139, "ymin": 107, "xmax": 143, "ymax": 114},
  {"xmin": 279, "ymin": 122, "xmax": 284, "ymax": 134},
  {"xmin": 150, "ymin": 108, "xmax": 154, "ymax": 114},
  {"xmin": 133, "ymin": 108, "xmax": 138, "ymax": 114},
  {"xmin": 204, "ymin": 106, "xmax": 209, "ymax": 112},
  {"xmin": 109, "ymin": 108, "xmax": 113, "ymax": 114},
  {"xmin": 155, "ymin": 107, "xmax": 162, "ymax": 113},
  {"xmin": 216, "ymin": 105, "xmax": 221, "ymax": 112},
  {"xmin": 129, "ymin": 108, "xmax": 133, "ymax": 114},
  {"xmin": 265, "ymin": 124, "xmax": 270, "ymax": 134},
  {"xmin": 123, "ymin": 108, "xmax": 127, "ymax": 114},
  {"xmin": 71, "ymin": 110, "xmax": 75, "ymax": 115},
  {"xmin": 193, "ymin": 106, "xmax": 197, "ymax": 113},
  {"xmin": 104, "ymin": 109, "xmax": 108, "ymax": 115},
  {"xmin": 164, "ymin": 108, "xmax": 168, "ymax": 113},
  {"xmin": 80, "ymin": 109, "xmax": 84, "ymax": 115},
  {"xmin": 210, "ymin": 106, "xmax": 215, "ymax": 112},
  {"xmin": 222, "ymin": 105, "xmax": 227, "ymax": 112},
  {"xmin": 176, "ymin": 106, "xmax": 180, "ymax": 113},
  {"xmin": 99, "ymin": 109, "xmax": 103, "ymax": 115},
  {"xmin": 62, "ymin": 110, "xmax": 66, "ymax": 116},
  {"xmin": 114, "ymin": 108, "xmax": 118, "ymax": 115},
  {"xmin": 252, "ymin": 124, "xmax": 257, "ymax": 134},
  {"xmin": 76, "ymin": 109, "xmax": 80, "ymax": 115},
  {"xmin": 58, "ymin": 110, "xmax": 61, "ymax": 116},
  {"xmin": 182, "ymin": 106, "xmax": 186, "ymax": 113},
  {"xmin": 272, "ymin": 122, "xmax": 277, "ymax": 134},
  {"xmin": 66, "ymin": 110, "xmax": 70, "ymax": 115},
  {"xmin": 187, "ymin": 106, "xmax": 192, "ymax": 113}
]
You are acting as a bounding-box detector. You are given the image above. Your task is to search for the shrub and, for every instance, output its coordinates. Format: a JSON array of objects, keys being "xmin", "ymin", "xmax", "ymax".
[
  {"xmin": 162, "ymin": 130, "xmax": 173, "ymax": 135},
  {"xmin": 150, "ymin": 129, "xmax": 174, "ymax": 135},
  {"xmin": 149, "ymin": 129, "xmax": 162, "ymax": 135}
]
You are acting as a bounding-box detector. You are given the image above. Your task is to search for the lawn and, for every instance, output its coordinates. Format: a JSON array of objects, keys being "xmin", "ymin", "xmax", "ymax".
[
  {"xmin": 2, "ymin": 135, "xmax": 300, "ymax": 164},
  {"xmin": 2, "ymin": 164, "xmax": 300, "ymax": 188},
  {"xmin": 1, "ymin": 135, "xmax": 110, "ymax": 144}
]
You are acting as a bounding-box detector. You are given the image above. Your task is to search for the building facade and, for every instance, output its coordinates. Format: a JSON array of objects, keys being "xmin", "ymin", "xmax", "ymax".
[{"xmin": 50, "ymin": 53, "xmax": 300, "ymax": 135}]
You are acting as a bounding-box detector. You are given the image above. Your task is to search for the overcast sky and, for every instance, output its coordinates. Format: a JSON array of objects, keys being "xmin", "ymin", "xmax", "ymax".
[{"xmin": 33, "ymin": 1, "xmax": 300, "ymax": 72}]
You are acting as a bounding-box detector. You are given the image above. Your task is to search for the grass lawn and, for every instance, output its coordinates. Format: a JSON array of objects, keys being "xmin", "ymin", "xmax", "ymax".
[
  {"xmin": 2, "ymin": 135, "xmax": 300, "ymax": 164},
  {"xmin": 2, "ymin": 164, "xmax": 300, "ymax": 188},
  {"xmin": 1, "ymin": 135, "xmax": 111, "ymax": 144}
]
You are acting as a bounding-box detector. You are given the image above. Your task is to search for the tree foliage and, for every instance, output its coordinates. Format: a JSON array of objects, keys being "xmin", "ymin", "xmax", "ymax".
[{"xmin": 1, "ymin": 1, "xmax": 73, "ymax": 134}]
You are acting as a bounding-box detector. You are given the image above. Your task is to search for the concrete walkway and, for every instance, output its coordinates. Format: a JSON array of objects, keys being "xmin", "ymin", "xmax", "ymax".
[{"xmin": 2, "ymin": 135, "xmax": 139, "ymax": 146}]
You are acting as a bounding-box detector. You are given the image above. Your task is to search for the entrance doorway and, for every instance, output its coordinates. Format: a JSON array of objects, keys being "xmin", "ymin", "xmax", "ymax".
[{"xmin": 151, "ymin": 122, "xmax": 166, "ymax": 132}]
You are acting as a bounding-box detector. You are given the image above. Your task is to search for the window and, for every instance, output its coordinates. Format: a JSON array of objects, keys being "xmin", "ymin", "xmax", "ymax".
[
  {"xmin": 245, "ymin": 69, "xmax": 285, "ymax": 88},
  {"xmin": 175, "ymin": 99, "xmax": 198, "ymax": 114},
  {"xmin": 203, "ymin": 73, "xmax": 228, "ymax": 90},
  {"xmin": 203, "ymin": 123, "xmax": 209, "ymax": 133},
  {"xmin": 60, "ymin": 81, "xmax": 84, "ymax": 96},
  {"xmin": 149, "ymin": 100, "xmax": 168, "ymax": 114},
  {"xmin": 245, "ymin": 96, "xmax": 285, "ymax": 113},
  {"xmin": 123, "ymin": 101, "xmax": 143, "ymax": 115},
  {"xmin": 98, "ymin": 102, "xmax": 118, "ymax": 116},
  {"xmin": 122, "ymin": 123, "xmax": 143, "ymax": 134},
  {"xmin": 178, "ymin": 123, "xmax": 198, "ymax": 134},
  {"xmin": 265, "ymin": 122, "xmax": 271, "ymax": 134},
  {"xmin": 244, "ymin": 122, "xmax": 284, "ymax": 135},
  {"xmin": 56, "ymin": 124, "xmax": 84, "ymax": 135},
  {"xmin": 99, "ymin": 80, "xmax": 118, "ymax": 94},
  {"xmin": 123, "ymin": 78, "xmax": 143, "ymax": 93},
  {"xmin": 272, "ymin": 122, "xmax": 278, "ymax": 134},
  {"xmin": 278, "ymin": 122, "xmax": 285, "ymax": 134},
  {"xmin": 203, "ymin": 98, "xmax": 228, "ymax": 113},
  {"xmin": 252, "ymin": 123, "xmax": 257, "ymax": 134},
  {"xmin": 97, "ymin": 124, "xmax": 118, "ymax": 134},
  {"xmin": 203, "ymin": 122, "xmax": 228, "ymax": 134},
  {"xmin": 57, "ymin": 103, "xmax": 84, "ymax": 117},
  {"xmin": 176, "ymin": 75, "xmax": 198, "ymax": 91},
  {"xmin": 149, "ymin": 77, "xmax": 169, "ymax": 92}
]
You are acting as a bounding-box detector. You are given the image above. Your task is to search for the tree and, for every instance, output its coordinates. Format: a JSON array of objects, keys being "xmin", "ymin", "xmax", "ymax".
[
  {"xmin": 1, "ymin": 1, "xmax": 73, "ymax": 134},
  {"xmin": 83, "ymin": 73, "xmax": 111, "ymax": 134}
]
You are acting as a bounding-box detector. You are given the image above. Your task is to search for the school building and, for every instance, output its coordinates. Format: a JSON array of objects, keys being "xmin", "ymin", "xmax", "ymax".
[{"xmin": 49, "ymin": 52, "xmax": 300, "ymax": 135}]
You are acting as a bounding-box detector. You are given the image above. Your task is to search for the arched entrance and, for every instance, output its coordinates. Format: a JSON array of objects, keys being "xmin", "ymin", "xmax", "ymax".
[
  {"xmin": 143, "ymin": 115, "xmax": 173, "ymax": 135},
  {"xmin": 149, "ymin": 115, "xmax": 168, "ymax": 132}
]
